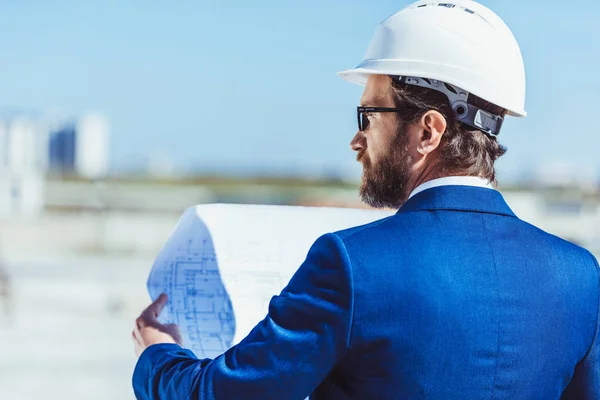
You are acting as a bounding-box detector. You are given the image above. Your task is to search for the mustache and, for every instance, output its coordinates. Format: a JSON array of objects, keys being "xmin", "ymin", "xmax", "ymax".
[{"xmin": 356, "ymin": 151, "xmax": 366, "ymax": 162}]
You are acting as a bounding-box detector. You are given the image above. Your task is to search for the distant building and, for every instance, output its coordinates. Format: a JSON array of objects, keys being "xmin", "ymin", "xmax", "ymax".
[
  {"xmin": 0, "ymin": 116, "xmax": 45, "ymax": 218},
  {"xmin": 0, "ymin": 111, "xmax": 109, "ymax": 218},
  {"xmin": 48, "ymin": 113, "xmax": 109, "ymax": 179},
  {"xmin": 0, "ymin": 122, "xmax": 6, "ymax": 170},
  {"xmin": 75, "ymin": 113, "xmax": 109, "ymax": 179},
  {"xmin": 6, "ymin": 117, "xmax": 40, "ymax": 175},
  {"xmin": 48, "ymin": 123, "xmax": 77, "ymax": 175}
]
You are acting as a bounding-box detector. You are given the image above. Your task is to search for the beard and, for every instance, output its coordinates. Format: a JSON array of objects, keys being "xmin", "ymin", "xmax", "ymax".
[{"xmin": 359, "ymin": 128, "xmax": 413, "ymax": 209}]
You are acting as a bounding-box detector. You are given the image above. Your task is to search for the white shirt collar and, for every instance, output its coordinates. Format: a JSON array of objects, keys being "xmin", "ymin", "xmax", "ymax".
[{"xmin": 408, "ymin": 176, "xmax": 494, "ymax": 200}]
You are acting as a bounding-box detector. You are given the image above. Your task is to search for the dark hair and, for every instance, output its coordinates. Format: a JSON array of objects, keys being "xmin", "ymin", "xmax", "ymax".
[{"xmin": 390, "ymin": 78, "xmax": 507, "ymax": 186}]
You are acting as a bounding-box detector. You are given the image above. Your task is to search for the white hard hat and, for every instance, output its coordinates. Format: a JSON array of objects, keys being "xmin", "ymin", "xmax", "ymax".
[{"xmin": 339, "ymin": 0, "xmax": 527, "ymax": 120}]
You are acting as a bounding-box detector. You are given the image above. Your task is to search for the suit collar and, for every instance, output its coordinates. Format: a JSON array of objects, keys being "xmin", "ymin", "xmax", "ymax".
[
  {"xmin": 408, "ymin": 176, "xmax": 493, "ymax": 200},
  {"xmin": 398, "ymin": 185, "xmax": 516, "ymax": 217}
]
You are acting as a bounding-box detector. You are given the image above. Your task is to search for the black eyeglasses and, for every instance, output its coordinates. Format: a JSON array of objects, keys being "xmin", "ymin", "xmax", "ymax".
[{"xmin": 357, "ymin": 106, "xmax": 413, "ymax": 131}]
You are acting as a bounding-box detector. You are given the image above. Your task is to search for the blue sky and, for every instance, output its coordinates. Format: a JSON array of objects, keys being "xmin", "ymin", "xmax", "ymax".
[{"xmin": 0, "ymin": 0, "xmax": 598, "ymax": 182}]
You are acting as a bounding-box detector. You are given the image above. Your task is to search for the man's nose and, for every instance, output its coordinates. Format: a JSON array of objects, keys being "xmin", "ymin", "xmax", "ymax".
[{"xmin": 350, "ymin": 132, "xmax": 365, "ymax": 152}]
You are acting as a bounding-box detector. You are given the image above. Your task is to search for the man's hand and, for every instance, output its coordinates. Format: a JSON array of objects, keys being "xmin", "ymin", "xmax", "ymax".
[{"xmin": 132, "ymin": 293, "xmax": 183, "ymax": 357}]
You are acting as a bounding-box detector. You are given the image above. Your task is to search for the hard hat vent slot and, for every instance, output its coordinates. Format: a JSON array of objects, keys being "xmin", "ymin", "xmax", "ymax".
[
  {"xmin": 438, "ymin": 3, "xmax": 456, "ymax": 8},
  {"xmin": 444, "ymin": 83, "xmax": 458, "ymax": 94}
]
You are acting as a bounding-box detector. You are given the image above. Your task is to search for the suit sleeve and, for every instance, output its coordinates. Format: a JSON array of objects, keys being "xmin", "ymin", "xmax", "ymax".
[
  {"xmin": 562, "ymin": 254, "xmax": 600, "ymax": 399},
  {"xmin": 132, "ymin": 233, "xmax": 354, "ymax": 400}
]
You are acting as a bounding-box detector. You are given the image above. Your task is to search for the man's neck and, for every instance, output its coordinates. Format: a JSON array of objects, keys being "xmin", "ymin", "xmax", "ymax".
[{"xmin": 407, "ymin": 162, "xmax": 446, "ymax": 195}]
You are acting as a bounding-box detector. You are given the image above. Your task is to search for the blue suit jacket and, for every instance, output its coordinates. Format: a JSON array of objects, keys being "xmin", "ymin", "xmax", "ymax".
[{"xmin": 133, "ymin": 186, "xmax": 600, "ymax": 399}]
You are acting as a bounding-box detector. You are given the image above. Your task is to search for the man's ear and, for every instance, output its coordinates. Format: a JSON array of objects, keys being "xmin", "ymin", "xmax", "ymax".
[{"xmin": 417, "ymin": 110, "xmax": 447, "ymax": 156}]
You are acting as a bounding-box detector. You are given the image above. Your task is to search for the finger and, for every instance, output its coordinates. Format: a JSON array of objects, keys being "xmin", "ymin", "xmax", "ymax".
[
  {"xmin": 143, "ymin": 293, "xmax": 168, "ymax": 319},
  {"xmin": 132, "ymin": 325, "xmax": 142, "ymax": 341},
  {"xmin": 135, "ymin": 315, "xmax": 147, "ymax": 329},
  {"xmin": 132, "ymin": 325, "xmax": 145, "ymax": 356}
]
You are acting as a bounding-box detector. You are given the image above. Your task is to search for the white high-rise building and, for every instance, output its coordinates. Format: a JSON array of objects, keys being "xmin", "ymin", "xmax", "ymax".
[
  {"xmin": 7, "ymin": 117, "xmax": 39, "ymax": 175},
  {"xmin": 0, "ymin": 116, "xmax": 45, "ymax": 218},
  {"xmin": 75, "ymin": 113, "xmax": 110, "ymax": 179},
  {"xmin": 0, "ymin": 122, "xmax": 7, "ymax": 171}
]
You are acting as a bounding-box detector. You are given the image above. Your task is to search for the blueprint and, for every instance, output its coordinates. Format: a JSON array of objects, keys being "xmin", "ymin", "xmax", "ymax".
[{"xmin": 147, "ymin": 204, "xmax": 392, "ymax": 358}]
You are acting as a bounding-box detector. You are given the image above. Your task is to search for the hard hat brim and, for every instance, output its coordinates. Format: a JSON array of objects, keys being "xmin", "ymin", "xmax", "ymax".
[{"xmin": 338, "ymin": 66, "xmax": 527, "ymax": 118}]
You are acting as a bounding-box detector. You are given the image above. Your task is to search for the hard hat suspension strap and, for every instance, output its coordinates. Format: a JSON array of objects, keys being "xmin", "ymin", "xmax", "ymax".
[{"xmin": 394, "ymin": 76, "xmax": 504, "ymax": 136}]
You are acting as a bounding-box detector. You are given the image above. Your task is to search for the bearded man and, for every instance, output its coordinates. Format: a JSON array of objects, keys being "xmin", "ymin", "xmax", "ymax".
[{"xmin": 131, "ymin": 1, "xmax": 599, "ymax": 398}]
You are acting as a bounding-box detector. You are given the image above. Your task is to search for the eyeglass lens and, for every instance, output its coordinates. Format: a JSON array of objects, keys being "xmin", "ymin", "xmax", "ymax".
[{"xmin": 359, "ymin": 111, "xmax": 369, "ymax": 131}]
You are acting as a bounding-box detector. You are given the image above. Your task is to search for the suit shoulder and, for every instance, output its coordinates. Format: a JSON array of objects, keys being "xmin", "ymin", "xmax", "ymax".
[
  {"xmin": 333, "ymin": 215, "xmax": 397, "ymax": 240},
  {"xmin": 517, "ymin": 218, "xmax": 597, "ymax": 262}
]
